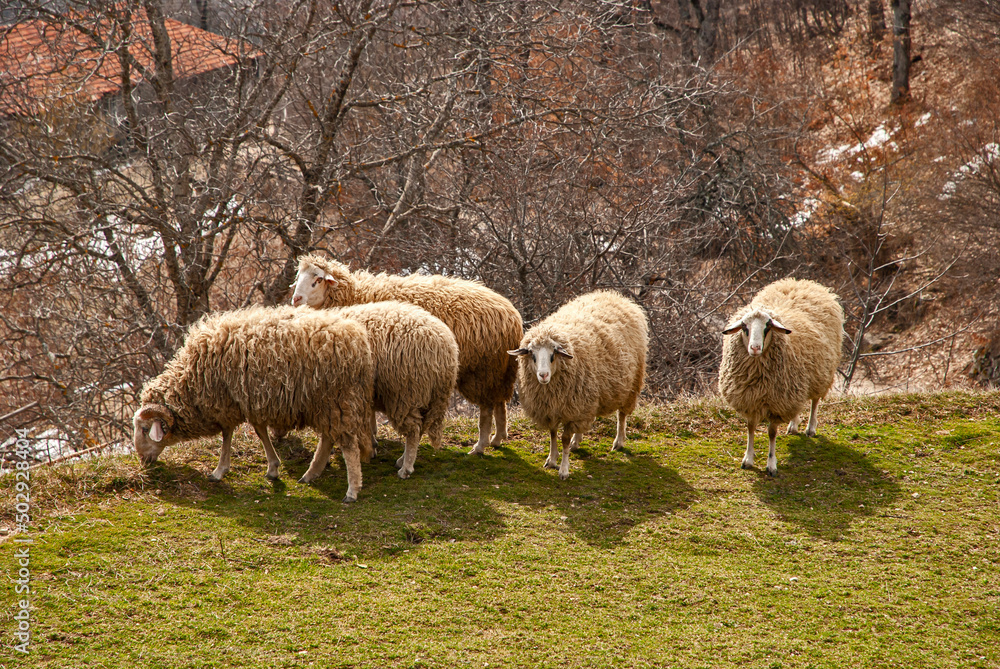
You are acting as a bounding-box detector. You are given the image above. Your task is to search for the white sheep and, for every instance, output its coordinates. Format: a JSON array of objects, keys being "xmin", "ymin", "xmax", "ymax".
[
  {"xmin": 509, "ymin": 290, "xmax": 648, "ymax": 479},
  {"xmin": 718, "ymin": 277, "xmax": 844, "ymax": 476},
  {"xmin": 304, "ymin": 301, "xmax": 459, "ymax": 479},
  {"xmin": 292, "ymin": 254, "xmax": 523, "ymax": 455},
  {"xmin": 133, "ymin": 305, "xmax": 375, "ymax": 502}
]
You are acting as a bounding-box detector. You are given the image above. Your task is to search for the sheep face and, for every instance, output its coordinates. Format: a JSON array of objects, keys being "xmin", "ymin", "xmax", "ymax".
[
  {"xmin": 722, "ymin": 308, "xmax": 791, "ymax": 357},
  {"xmin": 133, "ymin": 404, "xmax": 177, "ymax": 465},
  {"xmin": 291, "ymin": 264, "xmax": 333, "ymax": 308},
  {"xmin": 508, "ymin": 340, "xmax": 574, "ymax": 385}
]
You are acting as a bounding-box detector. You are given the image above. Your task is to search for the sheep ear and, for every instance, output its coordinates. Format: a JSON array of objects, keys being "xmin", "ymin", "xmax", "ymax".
[
  {"xmin": 322, "ymin": 272, "xmax": 337, "ymax": 285},
  {"xmin": 508, "ymin": 348, "xmax": 530, "ymax": 356},
  {"xmin": 769, "ymin": 319, "xmax": 791, "ymax": 334},
  {"xmin": 149, "ymin": 420, "xmax": 164, "ymax": 443},
  {"xmin": 554, "ymin": 347, "xmax": 573, "ymax": 359},
  {"xmin": 722, "ymin": 322, "xmax": 743, "ymax": 335}
]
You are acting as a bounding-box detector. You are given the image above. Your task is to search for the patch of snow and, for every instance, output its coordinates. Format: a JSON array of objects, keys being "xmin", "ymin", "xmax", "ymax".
[
  {"xmin": 818, "ymin": 143, "xmax": 856, "ymax": 164},
  {"xmin": 939, "ymin": 142, "xmax": 1000, "ymax": 199},
  {"xmin": 863, "ymin": 123, "xmax": 894, "ymax": 150},
  {"xmin": 790, "ymin": 198, "xmax": 821, "ymax": 227}
]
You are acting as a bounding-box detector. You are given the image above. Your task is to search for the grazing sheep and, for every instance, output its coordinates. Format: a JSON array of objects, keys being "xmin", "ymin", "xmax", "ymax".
[
  {"xmin": 292, "ymin": 254, "xmax": 523, "ymax": 455},
  {"xmin": 308, "ymin": 301, "xmax": 459, "ymax": 479},
  {"xmin": 718, "ymin": 277, "xmax": 844, "ymax": 477},
  {"xmin": 509, "ymin": 290, "xmax": 648, "ymax": 480},
  {"xmin": 133, "ymin": 306, "xmax": 374, "ymax": 502}
]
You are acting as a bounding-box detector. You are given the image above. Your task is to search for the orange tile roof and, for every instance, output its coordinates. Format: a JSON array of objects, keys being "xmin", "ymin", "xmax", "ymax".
[{"xmin": 0, "ymin": 12, "xmax": 259, "ymax": 117}]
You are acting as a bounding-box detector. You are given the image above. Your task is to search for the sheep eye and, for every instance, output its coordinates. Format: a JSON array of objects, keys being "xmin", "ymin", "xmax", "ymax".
[
  {"xmin": 550, "ymin": 353, "xmax": 555, "ymax": 363},
  {"xmin": 741, "ymin": 324, "xmax": 749, "ymax": 334},
  {"xmin": 530, "ymin": 353, "xmax": 536, "ymax": 362},
  {"xmin": 141, "ymin": 426, "xmax": 149, "ymax": 435}
]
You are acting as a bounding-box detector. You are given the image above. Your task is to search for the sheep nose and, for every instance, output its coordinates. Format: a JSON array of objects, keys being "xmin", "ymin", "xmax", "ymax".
[
  {"xmin": 749, "ymin": 345, "xmax": 762, "ymax": 356},
  {"xmin": 292, "ymin": 295, "xmax": 302, "ymax": 306},
  {"xmin": 538, "ymin": 372, "xmax": 550, "ymax": 384}
]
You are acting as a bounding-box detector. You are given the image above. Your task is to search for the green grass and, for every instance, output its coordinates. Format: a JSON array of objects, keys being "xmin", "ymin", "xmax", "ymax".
[{"xmin": 3, "ymin": 391, "xmax": 999, "ymax": 668}]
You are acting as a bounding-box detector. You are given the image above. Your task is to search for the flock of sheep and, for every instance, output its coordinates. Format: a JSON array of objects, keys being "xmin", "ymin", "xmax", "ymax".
[{"xmin": 133, "ymin": 256, "xmax": 845, "ymax": 502}]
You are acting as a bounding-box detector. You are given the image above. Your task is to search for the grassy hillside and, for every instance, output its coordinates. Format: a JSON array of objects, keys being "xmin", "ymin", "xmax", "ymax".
[{"xmin": 2, "ymin": 392, "xmax": 999, "ymax": 668}]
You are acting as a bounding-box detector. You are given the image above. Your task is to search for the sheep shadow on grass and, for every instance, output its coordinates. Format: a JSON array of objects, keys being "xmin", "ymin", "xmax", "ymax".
[
  {"xmin": 751, "ymin": 433, "xmax": 902, "ymax": 541},
  {"xmin": 157, "ymin": 427, "xmax": 696, "ymax": 557}
]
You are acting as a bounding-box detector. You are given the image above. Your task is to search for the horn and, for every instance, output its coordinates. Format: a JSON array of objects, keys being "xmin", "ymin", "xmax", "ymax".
[
  {"xmin": 136, "ymin": 404, "xmax": 174, "ymax": 427},
  {"xmin": 507, "ymin": 348, "xmax": 530, "ymax": 356}
]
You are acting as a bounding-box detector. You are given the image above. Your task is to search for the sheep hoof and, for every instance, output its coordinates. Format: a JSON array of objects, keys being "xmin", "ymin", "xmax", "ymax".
[
  {"xmin": 559, "ymin": 471, "xmax": 571, "ymax": 480},
  {"xmin": 342, "ymin": 495, "xmax": 357, "ymax": 504},
  {"xmin": 543, "ymin": 459, "xmax": 558, "ymax": 469},
  {"xmin": 297, "ymin": 475, "xmax": 313, "ymax": 484},
  {"xmin": 468, "ymin": 446, "xmax": 485, "ymax": 456},
  {"xmin": 207, "ymin": 473, "xmax": 222, "ymax": 482},
  {"xmin": 766, "ymin": 467, "xmax": 777, "ymax": 477},
  {"xmin": 806, "ymin": 428, "xmax": 816, "ymax": 438},
  {"xmin": 741, "ymin": 462, "xmax": 754, "ymax": 470},
  {"xmin": 398, "ymin": 468, "xmax": 412, "ymax": 480},
  {"xmin": 266, "ymin": 472, "xmax": 280, "ymax": 481}
]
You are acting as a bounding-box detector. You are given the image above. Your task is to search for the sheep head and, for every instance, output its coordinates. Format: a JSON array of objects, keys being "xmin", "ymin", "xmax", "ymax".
[
  {"xmin": 291, "ymin": 255, "xmax": 355, "ymax": 309},
  {"xmin": 508, "ymin": 335, "xmax": 573, "ymax": 385},
  {"xmin": 133, "ymin": 404, "xmax": 177, "ymax": 465},
  {"xmin": 722, "ymin": 307, "xmax": 791, "ymax": 358}
]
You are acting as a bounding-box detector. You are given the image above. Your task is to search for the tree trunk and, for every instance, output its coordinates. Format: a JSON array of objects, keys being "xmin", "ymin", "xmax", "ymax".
[
  {"xmin": 868, "ymin": 0, "xmax": 886, "ymax": 41},
  {"xmin": 890, "ymin": 0, "xmax": 911, "ymax": 104}
]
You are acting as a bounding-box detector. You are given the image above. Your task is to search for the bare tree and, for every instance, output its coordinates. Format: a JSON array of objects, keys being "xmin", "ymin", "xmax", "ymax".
[{"xmin": 0, "ymin": 0, "xmax": 805, "ymax": 447}]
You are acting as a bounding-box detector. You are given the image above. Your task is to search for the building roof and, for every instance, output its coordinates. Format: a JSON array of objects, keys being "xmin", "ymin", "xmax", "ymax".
[{"xmin": 0, "ymin": 11, "xmax": 258, "ymax": 117}]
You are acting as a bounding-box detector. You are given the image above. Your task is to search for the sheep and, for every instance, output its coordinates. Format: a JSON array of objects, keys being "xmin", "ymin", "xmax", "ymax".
[
  {"xmin": 298, "ymin": 301, "xmax": 460, "ymax": 479},
  {"xmin": 133, "ymin": 305, "xmax": 375, "ymax": 502},
  {"xmin": 718, "ymin": 277, "xmax": 844, "ymax": 477},
  {"xmin": 292, "ymin": 254, "xmax": 523, "ymax": 455},
  {"xmin": 508, "ymin": 290, "xmax": 648, "ymax": 480}
]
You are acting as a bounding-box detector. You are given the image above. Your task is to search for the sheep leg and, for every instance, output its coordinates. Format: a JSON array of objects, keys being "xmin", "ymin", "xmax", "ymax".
[
  {"xmin": 428, "ymin": 419, "xmax": 444, "ymax": 450},
  {"xmin": 469, "ymin": 406, "xmax": 492, "ymax": 455},
  {"xmin": 612, "ymin": 409, "xmax": 628, "ymax": 451},
  {"xmin": 766, "ymin": 422, "xmax": 778, "ymax": 477},
  {"xmin": 490, "ymin": 401, "xmax": 508, "ymax": 446},
  {"xmin": 251, "ymin": 423, "xmax": 281, "ymax": 480},
  {"xmin": 787, "ymin": 414, "xmax": 801, "ymax": 435},
  {"xmin": 299, "ymin": 432, "xmax": 334, "ymax": 484},
  {"xmin": 544, "ymin": 429, "xmax": 560, "ymax": 469},
  {"xmin": 396, "ymin": 419, "xmax": 421, "ymax": 479},
  {"xmin": 741, "ymin": 421, "xmax": 756, "ymax": 470},
  {"xmin": 370, "ymin": 410, "xmax": 379, "ymax": 457},
  {"xmin": 208, "ymin": 426, "xmax": 234, "ymax": 482},
  {"xmin": 340, "ymin": 434, "xmax": 363, "ymax": 503},
  {"xmin": 806, "ymin": 397, "xmax": 820, "ymax": 437},
  {"xmin": 558, "ymin": 431, "xmax": 578, "ymax": 480}
]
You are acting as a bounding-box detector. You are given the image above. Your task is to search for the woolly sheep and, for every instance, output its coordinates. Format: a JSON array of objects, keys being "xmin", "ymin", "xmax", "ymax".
[
  {"xmin": 718, "ymin": 277, "xmax": 844, "ymax": 477},
  {"xmin": 292, "ymin": 254, "xmax": 523, "ymax": 455},
  {"xmin": 133, "ymin": 305, "xmax": 375, "ymax": 502},
  {"xmin": 295, "ymin": 301, "xmax": 460, "ymax": 479},
  {"xmin": 509, "ymin": 290, "xmax": 648, "ymax": 480}
]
